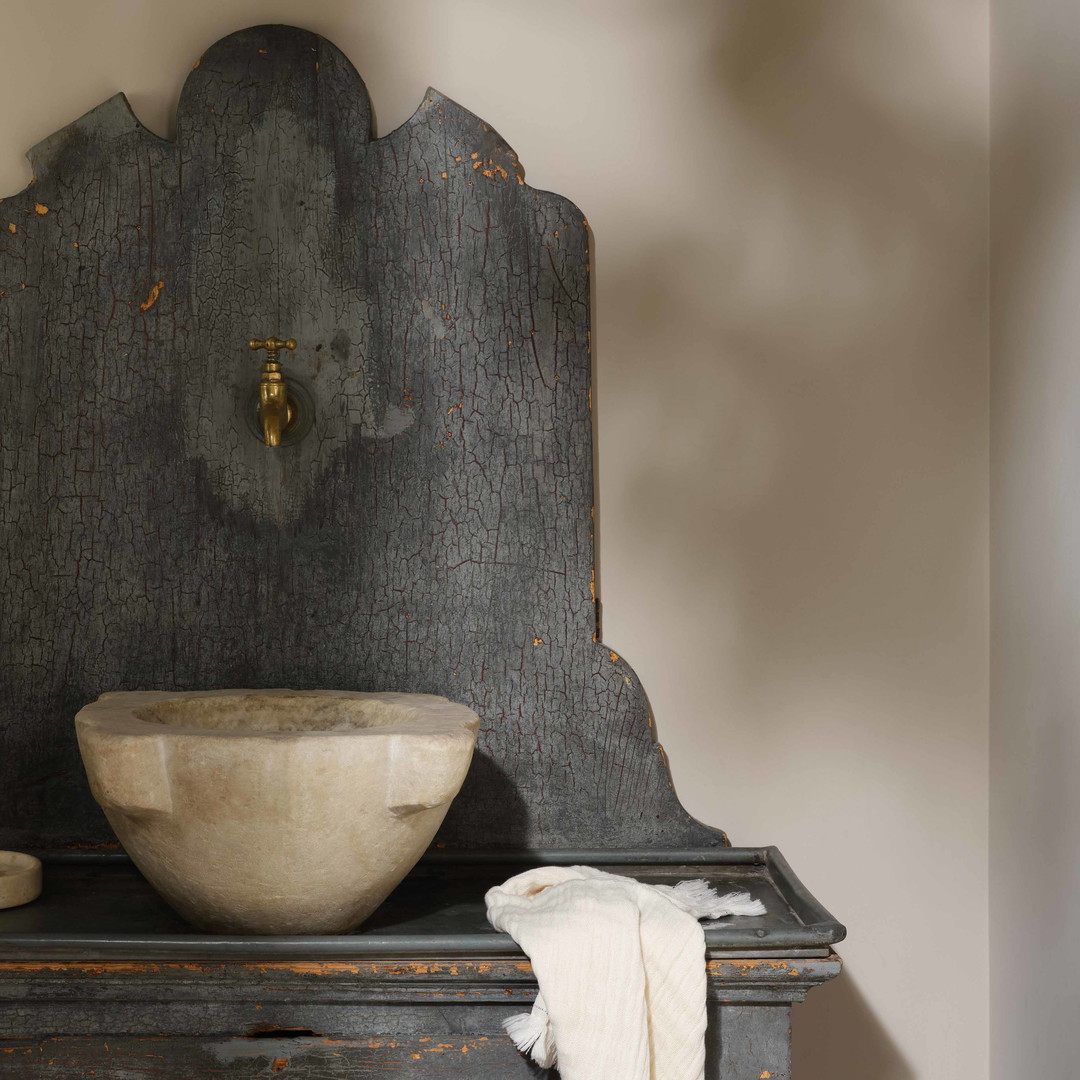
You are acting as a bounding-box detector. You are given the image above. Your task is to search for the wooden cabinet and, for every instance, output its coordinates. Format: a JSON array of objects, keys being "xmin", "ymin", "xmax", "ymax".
[{"xmin": 0, "ymin": 854, "xmax": 840, "ymax": 1078}]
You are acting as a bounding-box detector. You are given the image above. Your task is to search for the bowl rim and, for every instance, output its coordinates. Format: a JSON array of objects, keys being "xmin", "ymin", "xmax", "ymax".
[{"xmin": 74, "ymin": 688, "xmax": 481, "ymax": 740}]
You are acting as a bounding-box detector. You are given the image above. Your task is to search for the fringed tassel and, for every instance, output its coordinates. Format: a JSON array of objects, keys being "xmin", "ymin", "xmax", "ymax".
[
  {"xmin": 668, "ymin": 879, "xmax": 767, "ymax": 920},
  {"xmin": 504, "ymin": 996, "xmax": 557, "ymax": 1068},
  {"xmin": 709, "ymin": 889, "xmax": 767, "ymax": 918}
]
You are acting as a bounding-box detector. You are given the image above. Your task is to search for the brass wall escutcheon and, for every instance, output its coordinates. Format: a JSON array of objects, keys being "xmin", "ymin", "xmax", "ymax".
[{"xmin": 249, "ymin": 337, "xmax": 297, "ymax": 447}]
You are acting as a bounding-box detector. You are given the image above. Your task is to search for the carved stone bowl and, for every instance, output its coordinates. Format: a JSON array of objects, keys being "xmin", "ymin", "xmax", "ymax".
[{"xmin": 75, "ymin": 689, "xmax": 479, "ymax": 934}]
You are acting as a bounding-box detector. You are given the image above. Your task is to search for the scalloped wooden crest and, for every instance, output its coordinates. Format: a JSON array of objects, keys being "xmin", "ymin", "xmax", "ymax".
[{"xmin": 0, "ymin": 25, "xmax": 726, "ymax": 853}]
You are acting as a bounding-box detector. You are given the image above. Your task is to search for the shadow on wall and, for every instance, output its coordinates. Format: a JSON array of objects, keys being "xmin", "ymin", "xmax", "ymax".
[
  {"xmin": 795, "ymin": 973, "xmax": 914, "ymax": 1079},
  {"xmin": 592, "ymin": 1, "xmax": 985, "ymax": 1078},
  {"xmin": 598, "ymin": 0, "xmax": 985, "ymax": 719},
  {"xmin": 989, "ymin": 5, "xmax": 1080, "ymax": 1071}
]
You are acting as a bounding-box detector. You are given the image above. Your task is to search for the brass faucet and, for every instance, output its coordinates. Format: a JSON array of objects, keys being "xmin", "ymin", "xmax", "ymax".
[{"xmin": 249, "ymin": 337, "xmax": 296, "ymax": 446}]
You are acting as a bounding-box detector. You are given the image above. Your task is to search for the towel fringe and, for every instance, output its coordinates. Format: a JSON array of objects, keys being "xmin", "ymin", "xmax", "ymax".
[
  {"xmin": 712, "ymin": 890, "xmax": 767, "ymax": 917},
  {"xmin": 504, "ymin": 1004, "xmax": 557, "ymax": 1068},
  {"xmin": 668, "ymin": 880, "xmax": 767, "ymax": 920},
  {"xmin": 668, "ymin": 879, "xmax": 721, "ymax": 917}
]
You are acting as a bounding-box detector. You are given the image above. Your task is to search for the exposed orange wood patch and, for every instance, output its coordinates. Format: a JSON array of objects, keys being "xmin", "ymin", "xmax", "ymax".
[
  {"xmin": 715, "ymin": 959, "xmax": 800, "ymax": 972},
  {"xmin": 139, "ymin": 280, "xmax": 165, "ymax": 312},
  {"xmin": 34, "ymin": 203, "xmax": 48, "ymax": 215}
]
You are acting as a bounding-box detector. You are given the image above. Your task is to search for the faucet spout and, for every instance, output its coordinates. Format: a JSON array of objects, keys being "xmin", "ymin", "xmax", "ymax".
[
  {"xmin": 259, "ymin": 361, "xmax": 290, "ymax": 447},
  {"xmin": 249, "ymin": 337, "xmax": 297, "ymax": 447}
]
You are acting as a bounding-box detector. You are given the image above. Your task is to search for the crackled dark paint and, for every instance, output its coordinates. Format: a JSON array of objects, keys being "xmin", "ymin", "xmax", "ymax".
[{"xmin": 0, "ymin": 25, "xmax": 724, "ymax": 853}]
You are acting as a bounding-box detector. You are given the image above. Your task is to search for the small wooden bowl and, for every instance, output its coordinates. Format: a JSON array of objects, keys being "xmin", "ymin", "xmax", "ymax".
[{"xmin": 0, "ymin": 851, "xmax": 42, "ymax": 909}]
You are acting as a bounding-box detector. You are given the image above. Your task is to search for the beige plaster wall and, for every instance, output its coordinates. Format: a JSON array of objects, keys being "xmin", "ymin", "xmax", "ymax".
[
  {"xmin": 0, "ymin": 2, "xmax": 989, "ymax": 1076},
  {"xmin": 990, "ymin": 1, "xmax": 1080, "ymax": 1076}
]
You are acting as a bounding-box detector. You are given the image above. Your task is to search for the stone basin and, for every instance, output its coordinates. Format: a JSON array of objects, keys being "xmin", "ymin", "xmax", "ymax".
[{"xmin": 74, "ymin": 689, "xmax": 479, "ymax": 934}]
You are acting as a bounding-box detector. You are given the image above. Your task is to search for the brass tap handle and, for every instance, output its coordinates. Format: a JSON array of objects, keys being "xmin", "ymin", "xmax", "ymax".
[
  {"xmin": 249, "ymin": 337, "xmax": 297, "ymax": 447},
  {"xmin": 249, "ymin": 338, "xmax": 297, "ymax": 363}
]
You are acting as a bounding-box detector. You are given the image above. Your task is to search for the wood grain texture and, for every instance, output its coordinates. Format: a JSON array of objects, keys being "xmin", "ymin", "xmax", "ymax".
[{"xmin": 0, "ymin": 25, "xmax": 724, "ymax": 853}]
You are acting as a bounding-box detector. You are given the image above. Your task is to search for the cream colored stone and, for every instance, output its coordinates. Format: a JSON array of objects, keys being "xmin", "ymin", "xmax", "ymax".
[
  {"xmin": 0, "ymin": 851, "xmax": 42, "ymax": 909},
  {"xmin": 75, "ymin": 689, "xmax": 479, "ymax": 934}
]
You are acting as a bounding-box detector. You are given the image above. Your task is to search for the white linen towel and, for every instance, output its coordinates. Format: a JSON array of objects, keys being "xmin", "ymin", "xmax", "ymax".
[{"xmin": 485, "ymin": 865, "xmax": 766, "ymax": 1080}]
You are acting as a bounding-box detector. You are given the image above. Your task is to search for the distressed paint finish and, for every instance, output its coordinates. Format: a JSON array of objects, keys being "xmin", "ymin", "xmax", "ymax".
[
  {"xmin": 0, "ymin": 1028, "xmax": 794, "ymax": 1078},
  {"xmin": 0, "ymin": 856, "xmax": 843, "ymax": 1077},
  {"xmin": 0, "ymin": 1037, "xmax": 533, "ymax": 1078},
  {"xmin": 0, "ymin": 956, "xmax": 841, "ymax": 1077},
  {"xmin": 707, "ymin": 1005, "xmax": 794, "ymax": 1080},
  {"xmin": 0, "ymin": 24, "xmax": 722, "ymax": 853},
  {"xmin": 0, "ymin": 955, "xmax": 842, "ymax": 1004}
]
